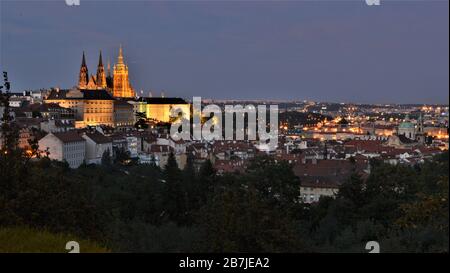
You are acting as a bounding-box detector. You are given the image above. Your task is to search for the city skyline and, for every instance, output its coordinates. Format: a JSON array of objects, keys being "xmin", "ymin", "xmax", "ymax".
[
  {"xmin": 0, "ymin": 0, "xmax": 449, "ymax": 104},
  {"xmin": 0, "ymin": 0, "xmax": 448, "ymax": 257}
]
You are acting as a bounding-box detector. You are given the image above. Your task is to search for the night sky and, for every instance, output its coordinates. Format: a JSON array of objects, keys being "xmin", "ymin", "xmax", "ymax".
[{"xmin": 0, "ymin": 0, "xmax": 448, "ymax": 104}]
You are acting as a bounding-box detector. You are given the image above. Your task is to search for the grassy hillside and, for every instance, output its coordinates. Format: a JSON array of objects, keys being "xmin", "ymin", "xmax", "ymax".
[{"xmin": 0, "ymin": 227, "xmax": 109, "ymax": 253}]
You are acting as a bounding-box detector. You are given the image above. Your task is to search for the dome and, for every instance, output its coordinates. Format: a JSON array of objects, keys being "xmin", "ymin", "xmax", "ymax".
[
  {"xmin": 398, "ymin": 122, "xmax": 414, "ymax": 129},
  {"xmin": 399, "ymin": 114, "xmax": 414, "ymax": 129}
]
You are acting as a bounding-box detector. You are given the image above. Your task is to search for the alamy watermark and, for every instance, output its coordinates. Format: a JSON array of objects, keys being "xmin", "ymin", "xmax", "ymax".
[
  {"xmin": 65, "ymin": 241, "xmax": 80, "ymax": 253},
  {"xmin": 169, "ymin": 97, "xmax": 279, "ymax": 152}
]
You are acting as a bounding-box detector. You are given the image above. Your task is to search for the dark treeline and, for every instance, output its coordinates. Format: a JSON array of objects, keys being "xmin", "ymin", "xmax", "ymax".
[
  {"xmin": 279, "ymin": 111, "xmax": 332, "ymax": 127},
  {"xmin": 0, "ymin": 139, "xmax": 448, "ymax": 252}
]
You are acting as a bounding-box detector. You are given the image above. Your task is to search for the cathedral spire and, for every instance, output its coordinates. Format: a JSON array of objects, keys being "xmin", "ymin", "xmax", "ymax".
[
  {"xmin": 98, "ymin": 50, "xmax": 104, "ymax": 67},
  {"xmin": 78, "ymin": 51, "xmax": 89, "ymax": 89},
  {"xmin": 81, "ymin": 51, "xmax": 87, "ymax": 68},
  {"xmin": 118, "ymin": 44, "xmax": 124, "ymax": 64},
  {"xmin": 96, "ymin": 50, "xmax": 107, "ymax": 89}
]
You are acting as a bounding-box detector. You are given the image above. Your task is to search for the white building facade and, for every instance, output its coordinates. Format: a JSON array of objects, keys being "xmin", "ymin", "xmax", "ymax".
[{"xmin": 38, "ymin": 131, "xmax": 86, "ymax": 168}]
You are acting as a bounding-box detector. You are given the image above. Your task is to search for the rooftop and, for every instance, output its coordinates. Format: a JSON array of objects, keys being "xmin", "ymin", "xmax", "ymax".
[
  {"xmin": 46, "ymin": 89, "xmax": 114, "ymax": 100},
  {"xmin": 137, "ymin": 97, "xmax": 188, "ymax": 105},
  {"xmin": 84, "ymin": 131, "xmax": 112, "ymax": 144},
  {"xmin": 52, "ymin": 131, "xmax": 85, "ymax": 143}
]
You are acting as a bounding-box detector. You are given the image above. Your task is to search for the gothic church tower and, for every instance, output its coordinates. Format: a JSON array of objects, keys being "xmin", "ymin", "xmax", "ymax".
[
  {"xmin": 96, "ymin": 51, "xmax": 107, "ymax": 89},
  {"xmin": 78, "ymin": 51, "xmax": 89, "ymax": 89}
]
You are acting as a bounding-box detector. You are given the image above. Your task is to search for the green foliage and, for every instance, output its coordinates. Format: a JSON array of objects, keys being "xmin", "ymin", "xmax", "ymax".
[
  {"xmin": 114, "ymin": 146, "xmax": 130, "ymax": 164},
  {"xmin": 101, "ymin": 148, "xmax": 112, "ymax": 166},
  {"xmin": 197, "ymin": 185, "xmax": 303, "ymax": 252},
  {"xmin": 245, "ymin": 155, "xmax": 300, "ymax": 211},
  {"xmin": 304, "ymin": 152, "xmax": 449, "ymax": 253}
]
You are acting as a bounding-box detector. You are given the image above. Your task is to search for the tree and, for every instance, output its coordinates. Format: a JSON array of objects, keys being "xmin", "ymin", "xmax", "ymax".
[
  {"xmin": 163, "ymin": 152, "xmax": 184, "ymax": 223},
  {"xmin": 182, "ymin": 153, "xmax": 197, "ymax": 222},
  {"xmin": 197, "ymin": 183, "xmax": 303, "ymax": 252},
  {"xmin": 114, "ymin": 147, "xmax": 130, "ymax": 165},
  {"xmin": 0, "ymin": 73, "xmax": 24, "ymax": 202},
  {"xmin": 245, "ymin": 155, "xmax": 301, "ymax": 213},
  {"xmin": 197, "ymin": 159, "xmax": 215, "ymax": 207},
  {"xmin": 101, "ymin": 148, "xmax": 112, "ymax": 166}
]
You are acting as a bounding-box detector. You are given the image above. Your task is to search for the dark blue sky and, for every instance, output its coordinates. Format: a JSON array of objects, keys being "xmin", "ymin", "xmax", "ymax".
[{"xmin": 0, "ymin": 0, "xmax": 448, "ymax": 104}]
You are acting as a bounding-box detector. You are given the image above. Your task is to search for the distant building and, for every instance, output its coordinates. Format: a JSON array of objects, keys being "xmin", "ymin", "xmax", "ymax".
[
  {"xmin": 397, "ymin": 115, "xmax": 416, "ymax": 140},
  {"xmin": 134, "ymin": 97, "xmax": 190, "ymax": 123},
  {"xmin": 40, "ymin": 119, "xmax": 75, "ymax": 133},
  {"xmin": 126, "ymin": 135, "xmax": 139, "ymax": 158},
  {"xmin": 45, "ymin": 88, "xmax": 115, "ymax": 128},
  {"xmin": 386, "ymin": 134, "xmax": 418, "ymax": 149},
  {"xmin": 292, "ymin": 158, "xmax": 369, "ymax": 185},
  {"xmin": 9, "ymin": 97, "xmax": 28, "ymax": 108},
  {"xmin": 114, "ymin": 100, "xmax": 134, "ymax": 128},
  {"xmin": 300, "ymin": 177, "xmax": 339, "ymax": 203},
  {"xmin": 82, "ymin": 131, "xmax": 113, "ymax": 164},
  {"xmin": 392, "ymin": 113, "xmax": 426, "ymax": 147},
  {"xmin": 150, "ymin": 145, "xmax": 186, "ymax": 169},
  {"xmin": 21, "ymin": 103, "xmax": 74, "ymax": 119},
  {"xmin": 38, "ymin": 131, "xmax": 86, "ymax": 168}
]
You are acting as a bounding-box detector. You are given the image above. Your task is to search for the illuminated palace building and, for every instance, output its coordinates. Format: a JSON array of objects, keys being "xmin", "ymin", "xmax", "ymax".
[{"xmin": 45, "ymin": 46, "xmax": 188, "ymax": 128}]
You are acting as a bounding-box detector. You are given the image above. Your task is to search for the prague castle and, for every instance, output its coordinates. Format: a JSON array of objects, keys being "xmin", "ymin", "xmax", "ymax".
[
  {"xmin": 45, "ymin": 46, "xmax": 189, "ymax": 128},
  {"xmin": 78, "ymin": 46, "xmax": 134, "ymax": 98}
]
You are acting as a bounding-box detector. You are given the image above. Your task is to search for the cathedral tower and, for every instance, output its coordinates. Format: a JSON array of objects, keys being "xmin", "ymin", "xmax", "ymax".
[
  {"xmin": 113, "ymin": 45, "xmax": 135, "ymax": 98},
  {"xmin": 78, "ymin": 51, "xmax": 89, "ymax": 89},
  {"xmin": 96, "ymin": 51, "xmax": 107, "ymax": 89}
]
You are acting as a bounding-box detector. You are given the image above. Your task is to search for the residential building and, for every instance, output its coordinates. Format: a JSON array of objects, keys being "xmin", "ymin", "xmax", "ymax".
[{"xmin": 38, "ymin": 131, "xmax": 86, "ymax": 168}]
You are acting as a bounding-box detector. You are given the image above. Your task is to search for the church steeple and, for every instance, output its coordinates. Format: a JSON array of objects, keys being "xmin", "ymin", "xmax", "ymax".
[
  {"xmin": 118, "ymin": 44, "xmax": 124, "ymax": 64},
  {"xmin": 416, "ymin": 112, "xmax": 425, "ymax": 145},
  {"xmin": 78, "ymin": 51, "xmax": 89, "ymax": 89},
  {"xmin": 96, "ymin": 50, "xmax": 107, "ymax": 89},
  {"xmin": 82, "ymin": 51, "xmax": 87, "ymax": 67},
  {"xmin": 98, "ymin": 50, "xmax": 103, "ymax": 67}
]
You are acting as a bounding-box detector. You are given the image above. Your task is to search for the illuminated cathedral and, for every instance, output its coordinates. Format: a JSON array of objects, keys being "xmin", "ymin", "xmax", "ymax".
[
  {"xmin": 45, "ymin": 46, "xmax": 189, "ymax": 128},
  {"xmin": 78, "ymin": 46, "xmax": 135, "ymax": 98}
]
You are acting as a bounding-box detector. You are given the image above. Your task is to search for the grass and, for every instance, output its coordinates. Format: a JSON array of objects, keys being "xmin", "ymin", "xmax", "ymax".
[{"xmin": 0, "ymin": 227, "xmax": 109, "ymax": 253}]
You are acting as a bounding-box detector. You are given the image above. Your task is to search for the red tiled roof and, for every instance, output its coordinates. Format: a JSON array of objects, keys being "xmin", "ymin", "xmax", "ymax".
[
  {"xmin": 300, "ymin": 176, "xmax": 340, "ymax": 189},
  {"xmin": 344, "ymin": 140, "xmax": 383, "ymax": 153},
  {"xmin": 84, "ymin": 132, "xmax": 112, "ymax": 144},
  {"xmin": 292, "ymin": 159, "xmax": 367, "ymax": 184},
  {"xmin": 53, "ymin": 131, "xmax": 85, "ymax": 143}
]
